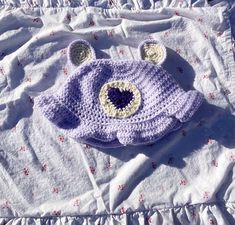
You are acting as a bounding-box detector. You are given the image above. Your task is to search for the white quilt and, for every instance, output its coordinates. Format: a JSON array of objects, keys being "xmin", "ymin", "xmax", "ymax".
[{"xmin": 0, "ymin": 0, "xmax": 235, "ymax": 224}]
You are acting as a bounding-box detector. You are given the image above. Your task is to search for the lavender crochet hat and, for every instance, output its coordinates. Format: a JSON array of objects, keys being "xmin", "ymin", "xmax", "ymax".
[{"xmin": 35, "ymin": 39, "xmax": 204, "ymax": 148}]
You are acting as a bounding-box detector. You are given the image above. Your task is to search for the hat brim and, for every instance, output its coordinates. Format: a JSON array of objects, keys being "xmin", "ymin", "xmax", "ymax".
[
  {"xmin": 35, "ymin": 95, "xmax": 80, "ymax": 129},
  {"xmin": 164, "ymin": 90, "xmax": 204, "ymax": 123},
  {"xmin": 35, "ymin": 90, "xmax": 203, "ymax": 148}
]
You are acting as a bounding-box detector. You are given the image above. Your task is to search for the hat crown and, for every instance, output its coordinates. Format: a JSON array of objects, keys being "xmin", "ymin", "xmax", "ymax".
[{"xmin": 35, "ymin": 41, "xmax": 204, "ymax": 148}]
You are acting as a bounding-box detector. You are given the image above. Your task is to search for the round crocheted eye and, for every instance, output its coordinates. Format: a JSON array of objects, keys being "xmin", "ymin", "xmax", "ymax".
[{"xmin": 99, "ymin": 81, "xmax": 141, "ymax": 118}]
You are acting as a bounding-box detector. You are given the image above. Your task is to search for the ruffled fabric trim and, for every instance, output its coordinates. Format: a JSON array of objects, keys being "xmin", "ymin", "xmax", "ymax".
[
  {"xmin": 0, "ymin": 0, "xmax": 224, "ymax": 9},
  {"xmin": 1, "ymin": 202, "xmax": 235, "ymax": 225}
]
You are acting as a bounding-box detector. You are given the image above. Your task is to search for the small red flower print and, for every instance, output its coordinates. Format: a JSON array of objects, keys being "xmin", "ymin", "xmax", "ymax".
[
  {"xmin": 222, "ymin": 89, "xmax": 231, "ymax": 96},
  {"xmin": 73, "ymin": 199, "xmax": 80, "ymax": 207},
  {"xmin": 83, "ymin": 144, "xmax": 92, "ymax": 153},
  {"xmin": 176, "ymin": 48, "xmax": 181, "ymax": 54},
  {"xmin": 119, "ymin": 49, "xmax": 124, "ymax": 55},
  {"xmin": 190, "ymin": 209, "xmax": 196, "ymax": 219},
  {"xmin": 202, "ymin": 74, "xmax": 209, "ymax": 79},
  {"xmin": 58, "ymin": 135, "xmax": 65, "ymax": 142},
  {"xmin": 139, "ymin": 193, "xmax": 144, "ymax": 203},
  {"xmin": 1, "ymin": 201, "xmax": 11, "ymax": 209},
  {"xmin": 66, "ymin": 14, "xmax": 71, "ymax": 22},
  {"xmin": 175, "ymin": 11, "xmax": 180, "ymax": 16},
  {"xmin": 208, "ymin": 138, "xmax": 214, "ymax": 144},
  {"xmin": 208, "ymin": 93, "xmax": 215, "ymax": 100},
  {"xmin": 180, "ymin": 179, "xmax": 188, "ymax": 186},
  {"xmin": 194, "ymin": 57, "xmax": 200, "ymax": 64},
  {"xmin": 120, "ymin": 207, "xmax": 126, "ymax": 214},
  {"xmin": 19, "ymin": 146, "xmax": 27, "ymax": 152},
  {"xmin": 151, "ymin": 162, "xmax": 157, "ymax": 169},
  {"xmin": 26, "ymin": 76, "xmax": 32, "ymax": 83},
  {"xmin": 209, "ymin": 218, "xmax": 216, "ymax": 225},
  {"xmin": 108, "ymin": 30, "xmax": 114, "ymax": 37},
  {"xmin": 203, "ymin": 191, "xmax": 209, "ymax": 199},
  {"xmin": 33, "ymin": 1, "xmax": 39, "ymax": 7},
  {"xmin": 51, "ymin": 210, "xmax": 61, "ymax": 216},
  {"xmin": 63, "ymin": 68, "xmax": 68, "ymax": 76},
  {"xmin": 53, "ymin": 187, "xmax": 59, "ymax": 194},
  {"xmin": 118, "ymin": 184, "xmax": 125, "ymax": 191},
  {"xmin": 164, "ymin": 31, "xmax": 170, "ymax": 37},
  {"xmin": 11, "ymin": 126, "xmax": 16, "ymax": 132},
  {"xmin": 146, "ymin": 35, "xmax": 153, "ymax": 40},
  {"xmin": 89, "ymin": 19, "xmax": 95, "ymax": 26},
  {"xmin": 108, "ymin": 0, "xmax": 118, "ymax": 8},
  {"xmin": 23, "ymin": 168, "xmax": 29, "ymax": 176},
  {"xmin": 204, "ymin": 33, "xmax": 209, "ymax": 40},
  {"xmin": 33, "ymin": 18, "xmax": 40, "ymax": 22},
  {"xmin": 60, "ymin": 49, "xmax": 66, "ymax": 56},
  {"xmin": 41, "ymin": 163, "xmax": 47, "ymax": 172},
  {"xmin": 0, "ymin": 67, "xmax": 5, "ymax": 76},
  {"xmin": 211, "ymin": 160, "xmax": 218, "ymax": 167},
  {"xmin": 106, "ymin": 160, "xmax": 112, "ymax": 169},
  {"xmin": 89, "ymin": 166, "xmax": 96, "ymax": 175},
  {"xmin": 229, "ymin": 155, "xmax": 235, "ymax": 161},
  {"xmin": 197, "ymin": 18, "xmax": 203, "ymax": 23},
  {"xmin": 84, "ymin": 144, "xmax": 92, "ymax": 149}
]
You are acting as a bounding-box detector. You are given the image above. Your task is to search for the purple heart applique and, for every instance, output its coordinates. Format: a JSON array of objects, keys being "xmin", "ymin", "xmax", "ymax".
[{"xmin": 107, "ymin": 87, "xmax": 133, "ymax": 109}]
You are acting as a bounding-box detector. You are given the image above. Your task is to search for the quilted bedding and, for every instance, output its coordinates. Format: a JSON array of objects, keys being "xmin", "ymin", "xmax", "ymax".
[{"xmin": 0, "ymin": 0, "xmax": 235, "ymax": 224}]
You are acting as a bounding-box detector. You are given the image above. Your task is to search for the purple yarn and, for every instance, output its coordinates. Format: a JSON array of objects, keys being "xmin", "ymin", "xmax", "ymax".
[
  {"xmin": 35, "ymin": 58, "xmax": 204, "ymax": 148},
  {"xmin": 107, "ymin": 87, "xmax": 134, "ymax": 109}
]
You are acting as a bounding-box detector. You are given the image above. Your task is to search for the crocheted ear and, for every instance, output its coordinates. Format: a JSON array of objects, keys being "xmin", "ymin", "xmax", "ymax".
[
  {"xmin": 67, "ymin": 39, "xmax": 96, "ymax": 69},
  {"xmin": 138, "ymin": 40, "xmax": 166, "ymax": 65}
]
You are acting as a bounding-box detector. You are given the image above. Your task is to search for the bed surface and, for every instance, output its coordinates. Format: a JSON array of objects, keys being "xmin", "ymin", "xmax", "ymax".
[{"xmin": 0, "ymin": 0, "xmax": 235, "ymax": 224}]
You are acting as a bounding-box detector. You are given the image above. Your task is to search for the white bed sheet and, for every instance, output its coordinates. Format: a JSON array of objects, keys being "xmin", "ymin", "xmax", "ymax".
[{"xmin": 0, "ymin": 0, "xmax": 235, "ymax": 224}]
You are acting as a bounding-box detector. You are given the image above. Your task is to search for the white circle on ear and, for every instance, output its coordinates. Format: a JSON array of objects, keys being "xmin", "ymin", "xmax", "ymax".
[
  {"xmin": 68, "ymin": 39, "xmax": 96, "ymax": 67},
  {"xmin": 139, "ymin": 40, "xmax": 166, "ymax": 65}
]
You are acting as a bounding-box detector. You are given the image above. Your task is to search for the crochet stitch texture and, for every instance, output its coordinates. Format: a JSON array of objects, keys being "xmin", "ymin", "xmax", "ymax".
[{"xmin": 35, "ymin": 40, "xmax": 204, "ymax": 148}]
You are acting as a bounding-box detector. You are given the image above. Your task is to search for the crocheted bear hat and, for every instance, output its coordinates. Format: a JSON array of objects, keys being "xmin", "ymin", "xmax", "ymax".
[{"xmin": 35, "ymin": 39, "xmax": 204, "ymax": 148}]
